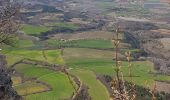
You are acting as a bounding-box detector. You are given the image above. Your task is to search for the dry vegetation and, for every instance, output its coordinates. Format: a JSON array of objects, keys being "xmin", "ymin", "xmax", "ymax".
[
  {"xmin": 51, "ymin": 30, "xmax": 124, "ymax": 41},
  {"xmin": 151, "ymin": 29, "xmax": 170, "ymax": 35}
]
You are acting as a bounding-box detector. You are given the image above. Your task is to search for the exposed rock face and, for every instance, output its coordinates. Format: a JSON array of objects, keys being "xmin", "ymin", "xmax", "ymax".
[{"xmin": 0, "ymin": 55, "xmax": 21, "ymax": 100}]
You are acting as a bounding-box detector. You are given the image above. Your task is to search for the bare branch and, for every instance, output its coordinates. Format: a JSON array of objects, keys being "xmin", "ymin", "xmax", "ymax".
[{"xmin": 0, "ymin": 0, "xmax": 20, "ymax": 45}]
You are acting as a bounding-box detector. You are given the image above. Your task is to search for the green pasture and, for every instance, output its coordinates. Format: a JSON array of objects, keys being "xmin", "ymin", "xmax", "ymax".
[
  {"xmin": 70, "ymin": 69, "xmax": 110, "ymax": 100},
  {"xmin": 14, "ymin": 81, "xmax": 49, "ymax": 96},
  {"xmin": 21, "ymin": 24, "xmax": 51, "ymax": 35},
  {"xmin": 15, "ymin": 64, "xmax": 74, "ymax": 100},
  {"xmin": 17, "ymin": 39, "xmax": 34, "ymax": 48},
  {"xmin": 47, "ymin": 39, "xmax": 113, "ymax": 49},
  {"xmin": 64, "ymin": 48, "xmax": 170, "ymax": 87},
  {"xmin": 51, "ymin": 22, "xmax": 80, "ymax": 31},
  {"xmin": 4, "ymin": 49, "xmax": 64, "ymax": 65}
]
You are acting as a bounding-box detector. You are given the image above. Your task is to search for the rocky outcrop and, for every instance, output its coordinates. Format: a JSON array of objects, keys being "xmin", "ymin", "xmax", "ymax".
[{"xmin": 0, "ymin": 55, "xmax": 22, "ymax": 100}]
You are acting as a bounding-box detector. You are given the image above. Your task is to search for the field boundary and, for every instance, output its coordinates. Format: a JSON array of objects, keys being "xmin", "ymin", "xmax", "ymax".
[{"xmin": 9, "ymin": 59, "xmax": 87, "ymax": 99}]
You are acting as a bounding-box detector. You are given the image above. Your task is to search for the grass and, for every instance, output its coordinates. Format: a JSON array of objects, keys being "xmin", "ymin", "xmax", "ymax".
[
  {"xmin": 3, "ymin": 31, "xmax": 169, "ymax": 99},
  {"xmin": 63, "ymin": 48, "xmax": 113, "ymax": 59},
  {"xmin": 15, "ymin": 64, "xmax": 74, "ymax": 100},
  {"xmin": 21, "ymin": 24, "xmax": 51, "ymax": 35},
  {"xmin": 52, "ymin": 22, "xmax": 80, "ymax": 31},
  {"xmin": 64, "ymin": 48, "xmax": 170, "ymax": 87},
  {"xmin": 48, "ymin": 39, "xmax": 113, "ymax": 49},
  {"xmin": 14, "ymin": 81, "xmax": 49, "ymax": 96},
  {"xmin": 12, "ymin": 76, "xmax": 22, "ymax": 86},
  {"xmin": 95, "ymin": 1, "xmax": 117, "ymax": 10},
  {"xmin": 2, "ymin": 39, "xmax": 35, "ymax": 50},
  {"xmin": 70, "ymin": 69, "xmax": 110, "ymax": 100},
  {"xmin": 4, "ymin": 49, "xmax": 64, "ymax": 65},
  {"xmin": 16, "ymin": 39, "xmax": 34, "ymax": 48}
]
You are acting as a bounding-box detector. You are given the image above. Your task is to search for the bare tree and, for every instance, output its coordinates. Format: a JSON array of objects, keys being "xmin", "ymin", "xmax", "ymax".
[
  {"xmin": 0, "ymin": 0, "xmax": 20, "ymax": 46},
  {"xmin": 0, "ymin": 0, "xmax": 22, "ymax": 100}
]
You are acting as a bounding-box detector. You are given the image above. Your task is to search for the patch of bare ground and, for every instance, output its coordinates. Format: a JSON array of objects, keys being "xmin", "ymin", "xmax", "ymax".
[
  {"xmin": 118, "ymin": 17, "xmax": 150, "ymax": 22},
  {"xmin": 159, "ymin": 38, "xmax": 170, "ymax": 50},
  {"xmin": 156, "ymin": 81, "xmax": 170, "ymax": 93},
  {"xmin": 70, "ymin": 18, "xmax": 91, "ymax": 25},
  {"xmin": 151, "ymin": 29, "xmax": 170, "ymax": 35},
  {"xmin": 51, "ymin": 31, "xmax": 122, "ymax": 40}
]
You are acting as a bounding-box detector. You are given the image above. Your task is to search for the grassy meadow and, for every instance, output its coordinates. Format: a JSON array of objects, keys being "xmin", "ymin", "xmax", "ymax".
[
  {"xmin": 2, "ymin": 25, "xmax": 169, "ymax": 100},
  {"xmin": 47, "ymin": 39, "xmax": 113, "ymax": 49},
  {"xmin": 21, "ymin": 24, "xmax": 51, "ymax": 35},
  {"xmin": 63, "ymin": 48, "xmax": 170, "ymax": 87},
  {"xmin": 70, "ymin": 69, "xmax": 110, "ymax": 100},
  {"xmin": 15, "ymin": 64, "xmax": 74, "ymax": 100}
]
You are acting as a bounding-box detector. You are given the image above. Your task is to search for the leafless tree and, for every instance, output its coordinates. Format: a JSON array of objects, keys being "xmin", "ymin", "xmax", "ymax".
[
  {"xmin": 0, "ymin": 0, "xmax": 20, "ymax": 46},
  {"xmin": 0, "ymin": 1, "xmax": 22, "ymax": 100}
]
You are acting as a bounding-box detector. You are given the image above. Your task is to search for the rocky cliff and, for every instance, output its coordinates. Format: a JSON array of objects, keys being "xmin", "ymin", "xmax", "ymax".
[{"xmin": 0, "ymin": 55, "xmax": 21, "ymax": 100}]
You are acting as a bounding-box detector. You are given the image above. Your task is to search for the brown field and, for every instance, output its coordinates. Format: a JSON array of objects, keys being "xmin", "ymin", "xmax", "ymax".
[
  {"xmin": 151, "ymin": 29, "xmax": 170, "ymax": 35},
  {"xmin": 63, "ymin": 48, "xmax": 125, "ymax": 61},
  {"xmin": 70, "ymin": 18, "xmax": 90, "ymax": 25},
  {"xmin": 156, "ymin": 81, "xmax": 170, "ymax": 93},
  {"xmin": 63, "ymin": 48, "xmax": 113, "ymax": 60},
  {"xmin": 51, "ymin": 31, "xmax": 123, "ymax": 40}
]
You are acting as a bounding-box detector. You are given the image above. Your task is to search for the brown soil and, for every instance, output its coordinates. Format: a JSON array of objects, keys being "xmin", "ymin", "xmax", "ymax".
[
  {"xmin": 151, "ymin": 29, "xmax": 170, "ymax": 35},
  {"xmin": 155, "ymin": 81, "xmax": 170, "ymax": 93}
]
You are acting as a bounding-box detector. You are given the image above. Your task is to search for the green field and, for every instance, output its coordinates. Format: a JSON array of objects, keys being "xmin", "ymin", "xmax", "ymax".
[
  {"xmin": 48, "ymin": 39, "xmax": 113, "ymax": 49},
  {"xmin": 2, "ymin": 0, "xmax": 170, "ymax": 99},
  {"xmin": 70, "ymin": 69, "xmax": 110, "ymax": 100},
  {"xmin": 51, "ymin": 22, "xmax": 80, "ymax": 31},
  {"xmin": 16, "ymin": 39, "xmax": 34, "ymax": 48},
  {"xmin": 4, "ymin": 49, "xmax": 64, "ymax": 65},
  {"xmin": 64, "ymin": 48, "xmax": 170, "ymax": 87},
  {"xmin": 21, "ymin": 24, "xmax": 51, "ymax": 35},
  {"xmin": 14, "ymin": 81, "xmax": 49, "ymax": 96},
  {"xmin": 15, "ymin": 64, "xmax": 74, "ymax": 100},
  {"xmin": 3, "ymin": 31, "xmax": 170, "ymax": 100}
]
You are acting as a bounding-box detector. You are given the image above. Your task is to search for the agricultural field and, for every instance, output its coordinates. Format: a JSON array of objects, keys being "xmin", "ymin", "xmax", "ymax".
[
  {"xmin": 14, "ymin": 64, "xmax": 74, "ymax": 100},
  {"xmin": 1, "ymin": 0, "xmax": 170, "ymax": 100},
  {"xmin": 151, "ymin": 29, "xmax": 170, "ymax": 35},
  {"xmin": 14, "ymin": 81, "xmax": 49, "ymax": 96},
  {"xmin": 70, "ymin": 69, "xmax": 110, "ymax": 100},
  {"xmin": 47, "ymin": 39, "xmax": 113, "ymax": 49},
  {"xmin": 51, "ymin": 31, "xmax": 115, "ymax": 40},
  {"xmin": 3, "ymin": 49, "xmax": 64, "ymax": 65},
  {"xmin": 1, "ymin": 26, "xmax": 169, "ymax": 100},
  {"xmin": 2, "ymin": 28, "xmax": 169, "ymax": 100},
  {"xmin": 49, "ymin": 22, "xmax": 80, "ymax": 31},
  {"xmin": 63, "ymin": 48, "xmax": 170, "ymax": 87},
  {"xmin": 21, "ymin": 24, "xmax": 51, "ymax": 35}
]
